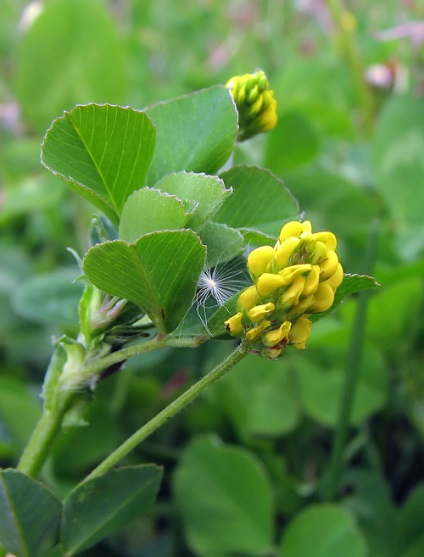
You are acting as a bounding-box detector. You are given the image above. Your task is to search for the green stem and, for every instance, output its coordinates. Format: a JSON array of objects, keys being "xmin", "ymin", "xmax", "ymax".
[
  {"xmin": 77, "ymin": 334, "xmax": 204, "ymax": 384},
  {"xmin": 84, "ymin": 343, "xmax": 248, "ymax": 481},
  {"xmin": 17, "ymin": 390, "xmax": 76, "ymax": 478},
  {"xmin": 18, "ymin": 335, "xmax": 202, "ymax": 478},
  {"xmin": 326, "ymin": 0, "xmax": 376, "ymax": 136},
  {"xmin": 322, "ymin": 219, "xmax": 379, "ymax": 500}
]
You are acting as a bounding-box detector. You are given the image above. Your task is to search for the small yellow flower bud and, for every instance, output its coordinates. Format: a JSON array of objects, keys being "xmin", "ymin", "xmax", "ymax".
[
  {"xmin": 289, "ymin": 317, "xmax": 312, "ymax": 349},
  {"xmin": 302, "ymin": 265, "xmax": 320, "ymax": 297},
  {"xmin": 274, "ymin": 237, "xmax": 300, "ymax": 268},
  {"xmin": 248, "ymin": 302, "xmax": 275, "ymax": 323},
  {"xmin": 323, "ymin": 263, "xmax": 344, "ymax": 290},
  {"xmin": 245, "ymin": 320, "xmax": 271, "ymax": 342},
  {"xmin": 247, "ymin": 246, "xmax": 275, "ymax": 280},
  {"xmin": 319, "ymin": 250, "xmax": 339, "ymax": 281},
  {"xmin": 262, "ymin": 320, "xmax": 291, "ymax": 347},
  {"xmin": 281, "ymin": 275, "xmax": 305, "ymax": 306},
  {"xmin": 256, "ymin": 273, "xmax": 286, "ymax": 297},
  {"xmin": 226, "ymin": 70, "xmax": 278, "ymax": 140},
  {"xmin": 237, "ymin": 285, "xmax": 260, "ymax": 312},
  {"xmin": 309, "ymin": 283, "xmax": 335, "ymax": 313},
  {"xmin": 224, "ymin": 312, "xmax": 244, "ymax": 336},
  {"xmin": 258, "ymin": 100, "xmax": 278, "ymax": 131}
]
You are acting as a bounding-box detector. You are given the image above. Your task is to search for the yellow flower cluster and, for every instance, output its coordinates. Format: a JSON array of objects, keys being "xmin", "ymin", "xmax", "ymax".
[
  {"xmin": 226, "ymin": 71, "xmax": 278, "ymax": 141},
  {"xmin": 225, "ymin": 221, "xmax": 344, "ymax": 359}
]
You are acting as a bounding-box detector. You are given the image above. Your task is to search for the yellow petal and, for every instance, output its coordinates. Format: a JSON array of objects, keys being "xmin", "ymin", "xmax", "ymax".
[
  {"xmin": 319, "ymin": 250, "xmax": 339, "ymax": 280},
  {"xmin": 289, "ymin": 316, "xmax": 312, "ymax": 349},
  {"xmin": 224, "ymin": 312, "xmax": 244, "ymax": 336},
  {"xmin": 290, "ymin": 317, "xmax": 312, "ymax": 347},
  {"xmin": 302, "ymin": 265, "xmax": 320, "ymax": 296},
  {"xmin": 262, "ymin": 320, "xmax": 292, "ymax": 347},
  {"xmin": 281, "ymin": 275, "xmax": 305, "ymax": 306},
  {"xmin": 274, "ymin": 237, "xmax": 300, "ymax": 268},
  {"xmin": 245, "ymin": 320, "xmax": 271, "ymax": 342},
  {"xmin": 308, "ymin": 283, "xmax": 335, "ymax": 313},
  {"xmin": 323, "ymin": 263, "xmax": 344, "ymax": 290},
  {"xmin": 256, "ymin": 273, "xmax": 286, "ymax": 297},
  {"xmin": 248, "ymin": 246, "xmax": 276, "ymax": 280},
  {"xmin": 237, "ymin": 285, "xmax": 260, "ymax": 312},
  {"xmin": 279, "ymin": 221, "xmax": 304, "ymax": 242},
  {"xmin": 248, "ymin": 302, "xmax": 275, "ymax": 323}
]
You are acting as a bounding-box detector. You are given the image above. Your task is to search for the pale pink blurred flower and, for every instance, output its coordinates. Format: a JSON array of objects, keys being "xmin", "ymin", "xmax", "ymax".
[{"xmin": 375, "ymin": 21, "xmax": 424, "ymax": 50}]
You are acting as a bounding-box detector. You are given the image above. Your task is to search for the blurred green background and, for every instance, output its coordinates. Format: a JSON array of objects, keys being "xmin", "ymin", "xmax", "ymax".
[{"xmin": 1, "ymin": 1, "xmax": 424, "ymax": 556}]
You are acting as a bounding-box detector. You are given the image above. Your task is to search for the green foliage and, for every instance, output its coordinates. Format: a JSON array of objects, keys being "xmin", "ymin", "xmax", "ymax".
[
  {"xmin": 0, "ymin": 469, "xmax": 61, "ymax": 557},
  {"xmin": 83, "ymin": 230, "xmax": 206, "ymax": 334},
  {"xmin": 15, "ymin": 0, "xmax": 126, "ymax": 133},
  {"xmin": 2, "ymin": 1, "xmax": 424, "ymax": 555},
  {"xmin": 42, "ymin": 104, "xmax": 156, "ymax": 224},
  {"xmin": 61, "ymin": 465, "xmax": 163, "ymax": 554},
  {"xmin": 279, "ymin": 504, "xmax": 367, "ymax": 557},
  {"xmin": 173, "ymin": 436, "xmax": 274, "ymax": 556}
]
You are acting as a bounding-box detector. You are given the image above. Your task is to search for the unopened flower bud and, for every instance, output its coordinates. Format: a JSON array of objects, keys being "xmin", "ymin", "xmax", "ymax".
[{"xmin": 226, "ymin": 70, "xmax": 278, "ymax": 141}]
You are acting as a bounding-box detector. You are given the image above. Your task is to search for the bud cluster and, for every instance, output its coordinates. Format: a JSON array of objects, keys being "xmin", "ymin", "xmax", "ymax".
[
  {"xmin": 226, "ymin": 70, "xmax": 278, "ymax": 141},
  {"xmin": 224, "ymin": 221, "xmax": 344, "ymax": 358}
]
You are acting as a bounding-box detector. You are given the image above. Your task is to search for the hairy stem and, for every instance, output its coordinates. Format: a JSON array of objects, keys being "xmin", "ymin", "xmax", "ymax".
[
  {"xmin": 17, "ymin": 335, "xmax": 202, "ymax": 478},
  {"xmin": 84, "ymin": 342, "xmax": 248, "ymax": 481}
]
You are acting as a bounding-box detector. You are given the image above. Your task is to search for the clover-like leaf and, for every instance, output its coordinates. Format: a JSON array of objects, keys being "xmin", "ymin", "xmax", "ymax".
[
  {"xmin": 0, "ymin": 469, "xmax": 61, "ymax": 557},
  {"xmin": 215, "ymin": 165, "xmax": 299, "ymax": 236},
  {"xmin": 42, "ymin": 104, "xmax": 156, "ymax": 224},
  {"xmin": 62, "ymin": 465, "xmax": 162, "ymax": 554},
  {"xmin": 119, "ymin": 188, "xmax": 190, "ymax": 242},
  {"xmin": 83, "ymin": 230, "xmax": 206, "ymax": 333},
  {"xmin": 154, "ymin": 172, "xmax": 232, "ymax": 230},
  {"xmin": 145, "ymin": 86, "xmax": 237, "ymax": 184}
]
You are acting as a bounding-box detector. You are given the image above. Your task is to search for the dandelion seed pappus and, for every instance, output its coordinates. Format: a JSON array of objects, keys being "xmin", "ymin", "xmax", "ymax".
[{"xmin": 193, "ymin": 255, "xmax": 250, "ymax": 335}]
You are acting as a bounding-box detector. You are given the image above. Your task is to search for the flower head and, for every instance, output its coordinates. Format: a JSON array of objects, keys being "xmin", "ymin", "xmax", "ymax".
[
  {"xmin": 226, "ymin": 70, "xmax": 278, "ymax": 141},
  {"xmin": 224, "ymin": 220, "xmax": 344, "ymax": 359}
]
